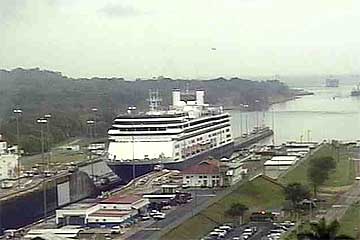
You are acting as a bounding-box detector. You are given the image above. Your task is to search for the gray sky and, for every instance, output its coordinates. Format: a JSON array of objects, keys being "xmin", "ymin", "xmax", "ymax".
[{"xmin": 0, "ymin": 0, "xmax": 359, "ymax": 79}]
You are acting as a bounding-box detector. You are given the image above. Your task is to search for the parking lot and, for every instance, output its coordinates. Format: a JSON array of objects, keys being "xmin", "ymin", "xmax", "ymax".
[{"xmin": 201, "ymin": 220, "xmax": 296, "ymax": 240}]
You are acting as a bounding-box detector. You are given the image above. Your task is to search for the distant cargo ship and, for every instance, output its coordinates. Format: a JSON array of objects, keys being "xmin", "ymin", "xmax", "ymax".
[
  {"xmin": 106, "ymin": 89, "xmax": 234, "ymax": 184},
  {"xmin": 351, "ymin": 84, "xmax": 360, "ymax": 96},
  {"xmin": 325, "ymin": 78, "xmax": 339, "ymax": 87}
]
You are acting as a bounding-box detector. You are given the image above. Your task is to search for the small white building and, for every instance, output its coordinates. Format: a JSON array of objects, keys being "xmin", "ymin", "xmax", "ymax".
[
  {"xmin": 182, "ymin": 160, "xmax": 224, "ymax": 187},
  {"xmin": 264, "ymin": 155, "xmax": 299, "ymax": 179},
  {"xmin": 0, "ymin": 138, "xmax": 19, "ymax": 180},
  {"xmin": 88, "ymin": 142, "xmax": 106, "ymax": 156},
  {"xmin": 56, "ymin": 194, "xmax": 149, "ymax": 227},
  {"xmin": 56, "ymin": 202, "xmax": 100, "ymax": 226},
  {"xmin": 225, "ymin": 162, "xmax": 248, "ymax": 185}
]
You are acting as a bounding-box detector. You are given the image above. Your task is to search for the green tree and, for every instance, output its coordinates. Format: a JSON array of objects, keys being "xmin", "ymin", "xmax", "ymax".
[
  {"xmin": 308, "ymin": 156, "xmax": 336, "ymax": 196},
  {"xmin": 284, "ymin": 183, "xmax": 311, "ymax": 209},
  {"xmin": 297, "ymin": 218, "xmax": 354, "ymax": 240},
  {"xmin": 225, "ymin": 203, "xmax": 248, "ymax": 225}
]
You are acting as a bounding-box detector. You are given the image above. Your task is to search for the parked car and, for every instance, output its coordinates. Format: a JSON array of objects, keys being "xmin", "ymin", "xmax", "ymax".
[
  {"xmin": 111, "ymin": 225, "xmax": 124, "ymax": 234},
  {"xmin": 149, "ymin": 210, "xmax": 161, "ymax": 216},
  {"xmin": 140, "ymin": 215, "xmax": 151, "ymax": 221},
  {"xmin": 219, "ymin": 225, "xmax": 232, "ymax": 231},
  {"xmin": 162, "ymin": 205, "xmax": 171, "ymax": 210},
  {"xmin": 153, "ymin": 213, "xmax": 166, "ymax": 220}
]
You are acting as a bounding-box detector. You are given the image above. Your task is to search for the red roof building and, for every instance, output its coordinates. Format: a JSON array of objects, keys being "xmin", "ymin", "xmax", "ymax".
[
  {"xmin": 181, "ymin": 160, "xmax": 224, "ymax": 188},
  {"xmin": 99, "ymin": 194, "xmax": 149, "ymax": 212},
  {"xmin": 181, "ymin": 160, "xmax": 221, "ymax": 175}
]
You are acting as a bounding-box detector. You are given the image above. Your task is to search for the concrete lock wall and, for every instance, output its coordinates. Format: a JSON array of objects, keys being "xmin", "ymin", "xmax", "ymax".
[
  {"xmin": 69, "ymin": 171, "xmax": 97, "ymax": 203},
  {"xmin": 0, "ymin": 171, "xmax": 96, "ymax": 233}
]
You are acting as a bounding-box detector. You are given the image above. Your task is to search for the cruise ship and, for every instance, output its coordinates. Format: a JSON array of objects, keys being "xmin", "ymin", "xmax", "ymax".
[{"xmin": 106, "ymin": 89, "xmax": 234, "ymax": 184}]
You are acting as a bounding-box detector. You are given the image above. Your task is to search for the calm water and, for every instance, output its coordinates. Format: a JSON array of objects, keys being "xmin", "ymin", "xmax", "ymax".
[{"xmin": 230, "ymin": 85, "xmax": 360, "ymax": 144}]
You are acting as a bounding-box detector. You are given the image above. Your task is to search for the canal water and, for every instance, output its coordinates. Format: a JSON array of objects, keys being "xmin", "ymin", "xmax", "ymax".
[{"xmin": 230, "ymin": 84, "xmax": 360, "ymax": 143}]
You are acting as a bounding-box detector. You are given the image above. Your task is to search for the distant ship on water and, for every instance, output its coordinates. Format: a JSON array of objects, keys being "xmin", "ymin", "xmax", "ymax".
[
  {"xmin": 325, "ymin": 78, "xmax": 339, "ymax": 87},
  {"xmin": 351, "ymin": 83, "xmax": 360, "ymax": 96}
]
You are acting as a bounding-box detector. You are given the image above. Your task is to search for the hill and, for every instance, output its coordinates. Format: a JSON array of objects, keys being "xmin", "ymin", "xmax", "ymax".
[{"xmin": 0, "ymin": 68, "xmax": 294, "ymax": 153}]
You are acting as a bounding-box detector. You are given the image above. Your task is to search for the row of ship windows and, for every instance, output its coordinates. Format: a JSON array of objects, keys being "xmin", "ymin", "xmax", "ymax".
[
  {"xmin": 114, "ymin": 115, "xmax": 228, "ymax": 126},
  {"xmin": 174, "ymin": 130, "xmax": 231, "ymax": 149},
  {"xmin": 114, "ymin": 119, "xmax": 229, "ymax": 132}
]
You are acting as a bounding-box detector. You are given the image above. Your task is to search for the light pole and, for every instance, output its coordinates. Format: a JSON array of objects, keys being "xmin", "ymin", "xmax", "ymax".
[
  {"xmin": 44, "ymin": 114, "xmax": 52, "ymax": 171},
  {"xmin": 37, "ymin": 117, "xmax": 48, "ymax": 223},
  {"xmin": 91, "ymin": 107, "xmax": 98, "ymax": 138},
  {"xmin": 255, "ymin": 100, "xmax": 260, "ymax": 129},
  {"xmin": 245, "ymin": 114, "xmax": 249, "ymax": 135},
  {"xmin": 240, "ymin": 111, "xmax": 243, "ymax": 138},
  {"xmin": 239, "ymin": 104, "xmax": 245, "ymax": 137},
  {"xmin": 87, "ymin": 119, "xmax": 95, "ymax": 180},
  {"xmin": 13, "ymin": 108, "xmax": 22, "ymax": 188},
  {"xmin": 132, "ymin": 135, "xmax": 136, "ymax": 181},
  {"xmin": 271, "ymin": 106, "xmax": 275, "ymax": 145},
  {"xmin": 241, "ymin": 104, "xmax": 249, "ymax": 135}
]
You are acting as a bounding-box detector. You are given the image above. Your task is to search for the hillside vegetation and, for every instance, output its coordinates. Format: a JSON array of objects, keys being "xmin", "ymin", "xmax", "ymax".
[{"xmin": 0, "ymin": 68, "xmax": 293, "ymax": 153}]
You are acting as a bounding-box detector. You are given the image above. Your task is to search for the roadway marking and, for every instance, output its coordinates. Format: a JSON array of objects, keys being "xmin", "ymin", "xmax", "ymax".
[{"xmin": 143, "ymin": 228, "xmax": 161, "ymax": 231}]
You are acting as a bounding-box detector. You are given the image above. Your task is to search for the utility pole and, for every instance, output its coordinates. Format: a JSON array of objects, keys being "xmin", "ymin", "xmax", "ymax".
[{"xmin": 37, "ymin": 117, "xmax": 48, "ymax": 222}]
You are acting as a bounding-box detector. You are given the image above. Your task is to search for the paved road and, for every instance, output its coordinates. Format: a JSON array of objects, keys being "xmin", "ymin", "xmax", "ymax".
[
  {"xmin": 126, "ymin": 169, "xmax": 263, "ymax": 240},
  {"xmin": 127, "ymin": 189, "xmax": 219, "ymax": 240}
]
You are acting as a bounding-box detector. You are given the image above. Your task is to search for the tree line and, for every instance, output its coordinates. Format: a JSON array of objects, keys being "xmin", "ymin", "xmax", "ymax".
[{"xmin": 0, "ymin": 68, "xmax": 294, "ymax": 154}]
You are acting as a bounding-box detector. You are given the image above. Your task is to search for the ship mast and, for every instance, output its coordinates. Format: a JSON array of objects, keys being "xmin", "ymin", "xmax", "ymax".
[{"xmin": 147, "ymin": 89, "xmax": 162, "ymax": 112}]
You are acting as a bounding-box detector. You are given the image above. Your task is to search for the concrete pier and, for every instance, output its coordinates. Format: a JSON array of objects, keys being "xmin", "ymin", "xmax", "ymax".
[{"xmin": 234, "ymin": 127, "xmax": 274, "ymax": 150}]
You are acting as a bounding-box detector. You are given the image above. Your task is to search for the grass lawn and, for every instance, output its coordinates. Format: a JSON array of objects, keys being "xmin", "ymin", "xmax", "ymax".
[
  {"xmin": 338, "ymin": 203, "xmax": 360, "ymax": 238},
  {"xmin": 161, "ymin": 176, "xmax": 286, "ymax": 240},
  {"xmin": 279, "ymin": 144, "xmax": 355, "ymax": 188},
  {"xmin": 20, "ymin": 151, "xmax": 87, "ymax": 170},
  {"xmin": 20, "ymin": 137, "xmax": 107, "ymax": 170}
]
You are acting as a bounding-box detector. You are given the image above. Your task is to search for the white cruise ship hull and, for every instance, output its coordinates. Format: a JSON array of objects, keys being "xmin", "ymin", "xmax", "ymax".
[{"xmin": 107, "ymin": 142, "xmax": 234, "ymax": 184}]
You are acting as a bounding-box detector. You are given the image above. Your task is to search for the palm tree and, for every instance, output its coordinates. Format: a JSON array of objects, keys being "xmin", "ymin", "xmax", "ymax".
[
  {"xmin": 225, "ymin": 203, "xmax": 248, "ymax": 225},
  {"xmin": 297, "ymin": 218, "xmax": 354, "ymax": 240}
]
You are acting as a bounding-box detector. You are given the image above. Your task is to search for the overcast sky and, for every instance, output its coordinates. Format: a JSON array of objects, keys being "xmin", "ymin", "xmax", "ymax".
[{"xmin": 0, "ymin": 0, "xmax": 359, "ymax": 79}]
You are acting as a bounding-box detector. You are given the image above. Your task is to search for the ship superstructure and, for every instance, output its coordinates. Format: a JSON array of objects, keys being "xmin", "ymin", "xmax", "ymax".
[
  {"xmin": 325, "ymin": 78, "xmax": 339, "ymax": 87},
  {"xmin": 106, "ymin": 89, "xmax": 234, "ymax": 183}
]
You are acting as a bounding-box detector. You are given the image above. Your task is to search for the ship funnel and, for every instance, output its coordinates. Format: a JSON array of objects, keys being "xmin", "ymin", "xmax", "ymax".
[
  {"xmin": 172, "ymin": 89, "xmax": 181, "ymax": 106},
  {"xmin": 196, "ymin": 90, "xmax": 205, "ymax": 105}
]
